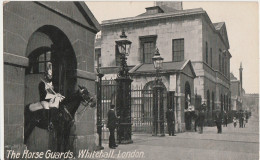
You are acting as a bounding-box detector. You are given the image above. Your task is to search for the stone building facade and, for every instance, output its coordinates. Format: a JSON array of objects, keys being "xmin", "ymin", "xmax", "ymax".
[
  {"xmin": 96, "ymin": 2, "xmax": 231, "ymax": 130},
  {"xmin": 4, "ymin": 1, "xmax": 100, "ymax": 155},
  {"xmin": 242, "ymin": 94, "xmax": 259, "ymax": 113}
]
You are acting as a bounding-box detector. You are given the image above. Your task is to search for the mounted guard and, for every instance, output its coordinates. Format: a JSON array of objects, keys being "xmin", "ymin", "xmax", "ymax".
[{"xmin": 29, "ymin": 62, "xmax": 64, "ymax": 112}]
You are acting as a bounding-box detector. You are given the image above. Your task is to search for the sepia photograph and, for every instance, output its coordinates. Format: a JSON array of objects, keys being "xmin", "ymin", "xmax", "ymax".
[{"xmin": 2, "ymin": 1, "xmax": 259, "ymax": 160}]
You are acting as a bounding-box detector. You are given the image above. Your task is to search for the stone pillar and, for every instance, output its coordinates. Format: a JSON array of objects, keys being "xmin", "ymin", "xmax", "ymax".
[
  {"xmin": 4, "ymin": 55, "xmax": 28, "ymax": 159},
  {"xmin": 176, "ymin": 75, "xmax": 183, "ymax": 132}
]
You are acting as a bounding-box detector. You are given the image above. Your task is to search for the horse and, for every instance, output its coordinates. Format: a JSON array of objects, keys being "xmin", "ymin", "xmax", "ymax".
[{"xmin": 24, "ymin": 85, "xmax": 96, "ymax": 152}]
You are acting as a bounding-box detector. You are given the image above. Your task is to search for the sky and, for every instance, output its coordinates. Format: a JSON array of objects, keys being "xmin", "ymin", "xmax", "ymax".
[{"xmin": 86, "ymin": 1, "xmax": 259, "ymax": 94}]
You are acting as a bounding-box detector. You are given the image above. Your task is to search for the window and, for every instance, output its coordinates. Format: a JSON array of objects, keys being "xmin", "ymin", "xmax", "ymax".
[
  {"xmin": 205, "ymin": 42, "xmax": 208, "ymax": 64},
  {"xmin": 140, "ymin": 36, "xmax": 157, "ymax": 63},
  {"xmin": 143, "ymin": 42, "xmax": 154, "ymax": 63},
  {"xmin": 27, "ymin": 49, "xmax": 51, "ymax": 74},
  {"xmin": 207, "ymin": 90, "xmax": 210, "ymax": 112},
  {"xmin": 210, "ymin": 48, "xmax": 213, "ymax": 67},
  {"xmin": 172, "ymin": 39, "xmax": 184, "ymax": 62},
  {"xmin": 212, "ymin": 92, "xmax": 215, "ymax": 111},
  {"xmin": 221, "ymin": 94, "xmax": 223, "ymax": 112}
]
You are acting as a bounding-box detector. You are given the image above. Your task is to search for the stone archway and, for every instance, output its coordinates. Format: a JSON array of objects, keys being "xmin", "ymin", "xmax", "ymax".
[
  {"xmin": 24, "ymin": 25, "xmax": 77, "ymax": 152},
  {"xmin": 143, "ymin": 81, "xmax": 167, "ymax": 135}
]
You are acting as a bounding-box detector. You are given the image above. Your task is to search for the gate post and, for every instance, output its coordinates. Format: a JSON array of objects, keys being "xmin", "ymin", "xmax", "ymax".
[
  {"xmin": 153, "ymin": 78, "xmax": 165, "ymax": 136},
  {"xmin": 115, "ymin": 78, "xmax": 133, "ymax": 144},
  {"xmin": 152, "ymin": 48, "xmax": 165, "ymax": 137},
  {"xmin": 96, "ymin": 69, "xmax": 104, "ymax": 150},
  {"xmin": 115, "ymin": 30, "xmax": 133, "ymax": 144}
]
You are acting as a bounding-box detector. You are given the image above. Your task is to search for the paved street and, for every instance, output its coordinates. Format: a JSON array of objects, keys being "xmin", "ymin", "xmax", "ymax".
[{"xmin": 89, "ymin": 113, "xmax": 259, "ymax": 160}]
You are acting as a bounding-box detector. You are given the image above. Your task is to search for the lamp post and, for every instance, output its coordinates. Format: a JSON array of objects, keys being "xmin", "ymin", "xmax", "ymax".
[
  {"xmin": 96, "ymin": 68, "xmax": 104, "ymax": 150},
  {"xmin": 152, "ymin": 48, "xmax": 165, "ymax": 136},
  {"xmin": 115, "ymin": 30, "xmax": 133, "ymax": 144}
]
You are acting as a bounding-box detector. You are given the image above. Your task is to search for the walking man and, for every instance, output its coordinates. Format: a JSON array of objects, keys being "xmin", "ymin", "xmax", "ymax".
[
  {"xmin": 239, "ymin": 111, "xmax": 243, "ymax": 128},
  {"xmin": 166, "ymin": 108, "xmax": 176, "ymax": 136},
  {"xmin": 107, "ymin": 104, "xmax": 119, "ymax": 149},
  {"xmin": 215, "ymin": 112, "xmax": 222, "ymax": 133},
  {"xmin": 198, "ymin": 107, "xmax": 205, "ymax": 134},
  {"xmin": 223, "ymin": 111, "xmax": 228, "ymax": 127},
  {"xmin": 233, "ymin": 117, "xmax": 237, "ymax": 128}
]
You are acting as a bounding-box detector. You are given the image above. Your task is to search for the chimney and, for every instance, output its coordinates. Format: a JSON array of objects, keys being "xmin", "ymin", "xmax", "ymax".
[
  {"xmin": 145, "ymin": 6, "xmax": 164, "ymax": 15},
  {"xmin": 155, "ymin": 1, "xmax": 183, "ymax": 12},
  {"xmin": 239, "ymin": 62, "xmax": 243, "ymax": 90}
]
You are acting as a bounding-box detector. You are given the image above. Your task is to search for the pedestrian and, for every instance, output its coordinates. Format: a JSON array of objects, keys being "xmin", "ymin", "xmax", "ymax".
[
  {"xmin": 194, "ymin": 110, "xmax": 199, "ymax": 132},
  {"xmin": 166, "ymin": 108, "xmax": 176, "ymax": 136},
  {"xmin": 246, "ymin": 112, "xmax": 249, "ymax": 123},
  {"xmin": 243, "ymin": 116, "xmax": 246, "ymax": 128},
  {"xmin": 215, "ymin": 112, "xmax": 222, "ymax": 133},
  {"xmin": 198, "ymin": 106, "xmax": 205, "ymax": 134},
  {"xmin": 239, "ymin": 110, "xmax": 243, "ymax": 128},
  {"xmin": 233, "ymin": 117, "xmax": 237, "ymax": 128},
  {"xmin": 107, "ymin": 104, "xmax": 119, "ymax": 149},
  {"xmin": 223, "ymin": 111, "xmax": 228, "ymax": 127},
  {"xmin": 240, "ymin": 112, "xmax": 244, "ymax": 128}
]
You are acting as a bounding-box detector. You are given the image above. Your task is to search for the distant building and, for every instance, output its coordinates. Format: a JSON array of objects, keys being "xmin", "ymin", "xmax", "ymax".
[
  {"xmin": 96, "ymin": 2, "xmax": 231, "ymax": 131},
  {"xmin": 230, "ymin": 63, "xmax": 259, "ymax": 114},
  {"xmin": 242, "ymin": 94, "xmax": 259, "ymax": 113}
]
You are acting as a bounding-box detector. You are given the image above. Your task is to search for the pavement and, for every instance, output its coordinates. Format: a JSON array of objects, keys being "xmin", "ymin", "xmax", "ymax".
[{"xmin": 81, "ymin": 113, "xmax": 259, "ymax": 160}]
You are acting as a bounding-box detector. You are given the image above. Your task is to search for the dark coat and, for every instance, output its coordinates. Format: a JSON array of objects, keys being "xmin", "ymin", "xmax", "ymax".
[
  {"xmin": 198, "ymin": 111, "xmax": 205, "ymax": 126},
  {"xmin": 107, "ymin": 109, "xmax": 117, "ymax": 129},
  {"xmin": 39, "ymin": 81, "xmax": 48, "ymax": 102},
  {"xmin": 166, "ymin": 109, "xmax": 175, "ymax": 123},
  {"xmin": 215, "ymin": 114, "xmax": 222, "ymax": 124}
]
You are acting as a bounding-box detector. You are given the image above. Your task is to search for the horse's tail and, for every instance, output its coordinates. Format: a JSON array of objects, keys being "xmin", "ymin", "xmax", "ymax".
[
  {"xmin": 24, "ymin": 104, "xmax": 31, "ymax": 121},
  {"xmin": 24, "ymin": 103, "xmax": 32, "ymax": 144}
]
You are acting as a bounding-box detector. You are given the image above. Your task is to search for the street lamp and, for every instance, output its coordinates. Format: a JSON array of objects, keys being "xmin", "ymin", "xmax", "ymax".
[
  {"xmin": 115, "ymin": 30, "xmax": 132, "ymax": 56},
  {"xmin": 96, "ymin": 68, "xmax": 104, "ymax": 150},
  {"xmin": 115, "ymin": 30, "xmax": 132, "ymax": 79},
  {"xmin": 152, "ymin": 48, "xmax": 164, "ymax": 70},
  {"xmin": 115, "ymin": 30, "xmax": 133, "ymax": 144},
  {"xmin": 152, "ymin": 48, "xmax": 165, "ymax": 136}
]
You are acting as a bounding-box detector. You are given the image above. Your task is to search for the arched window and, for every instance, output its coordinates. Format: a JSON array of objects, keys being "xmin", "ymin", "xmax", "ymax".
[
  {"xmin": 26, "ymin": 47, "xmax": 51, "ymax": 74},
  {"xmin": 224, "ymin": 95, "xmax": 226, "ymax": 111},
  {"xmin": 226, "ymin": 95, "xmax": 228, "ymax": 111},
  {"xmin": 229, "ymin": 97, "xmax": 231, "ymax": 111},
  {"xmin": 207, "ymin": 90, "xmax": 210, "ymax": 112},
  {"xmin": 212, "ymin": 92, "xmax": 215, "ymax": 111},
  {"xmin": 221, "ymin": 94, "xmax": 223, "ymax": 112}
]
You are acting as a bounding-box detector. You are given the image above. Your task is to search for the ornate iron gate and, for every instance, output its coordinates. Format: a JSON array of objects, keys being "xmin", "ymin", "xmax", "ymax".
[
  {"xmin": 101, "ymin": 79, "xmax": 118, "ymax": 140},
  {"xmin": 131, "ymin": 85, "xmax": 153, "ymax": 133},
  {"xmin": 100, "ymin": 80, "xmax": 172, "ymax": 139}
]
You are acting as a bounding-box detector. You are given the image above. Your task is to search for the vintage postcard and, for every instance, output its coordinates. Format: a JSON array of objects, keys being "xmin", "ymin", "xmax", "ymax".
[{"xmin": 2, "ymin": 1, "xmax": 259, "ymax": 160}]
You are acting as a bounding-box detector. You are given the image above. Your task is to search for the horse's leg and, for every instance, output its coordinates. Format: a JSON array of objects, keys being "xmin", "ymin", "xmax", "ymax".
[
  {"xmin": 56, "ymin": 123, "xmax": 64, "ymax": 152},
  {"xmin": 64, "ymin": 122, "xmax": 72, "ymax": 151},
  {"xmin": 24, "ymin": 105, "xmax": 38, "ymax": 144},
  {"xmin": 24, "ymin": 118, "xmax": 37, "ymax": 144}
]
